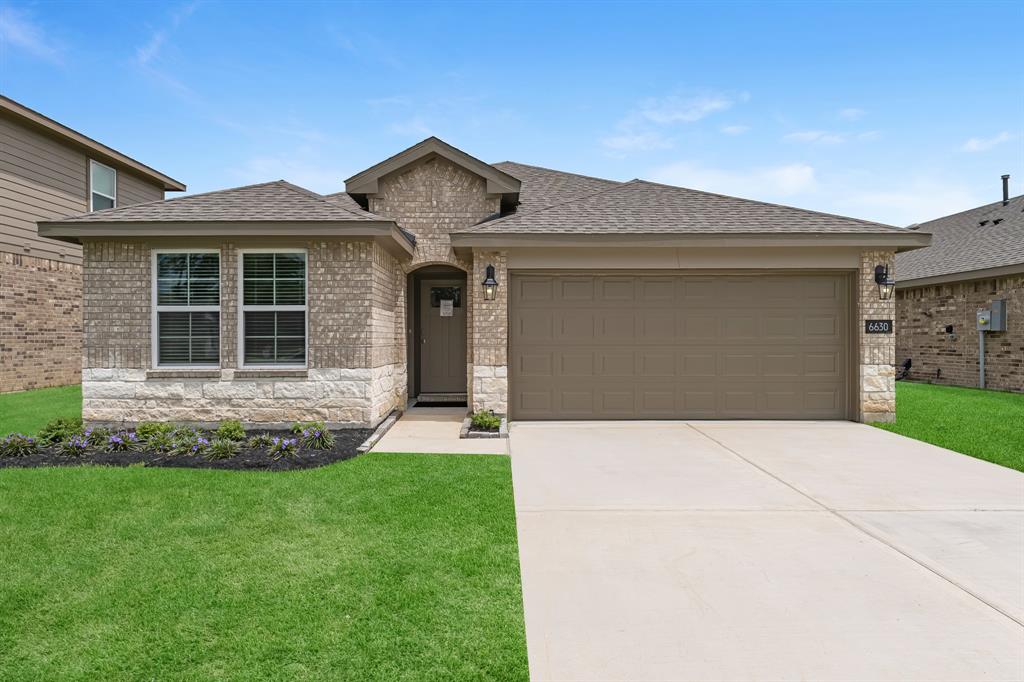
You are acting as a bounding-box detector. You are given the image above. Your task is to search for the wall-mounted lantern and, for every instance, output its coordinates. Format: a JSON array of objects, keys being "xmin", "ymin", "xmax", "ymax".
[
  {"xmin": 874, "ymin": 264, "xmax": 896, "ymax": 301},
  {"xmin": 482, "ymin": 264, "xmax": 499, "ymax": 301}
]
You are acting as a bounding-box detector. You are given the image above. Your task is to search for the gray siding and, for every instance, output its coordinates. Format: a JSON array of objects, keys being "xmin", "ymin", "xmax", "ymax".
[{"xmin": 0, "ymin": 112, "xmax": 164, "ymax": 263}]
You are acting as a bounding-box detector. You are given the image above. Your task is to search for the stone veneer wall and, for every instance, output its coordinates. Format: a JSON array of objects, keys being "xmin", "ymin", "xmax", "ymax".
[
  {"xmin": 896, "ymin": 274, "xmax": 1022, "ymax": 392},
  {"xmin": 0, "ymin": 252, "xmax": 82, "ymax": 392},
  {"xmin": 470, "ymin": 249, "xmax": 508, "ymax": 414},
  {"xmin": 858, "ymin": 249, "xmax": 897, "ymax": 422},
  {"xmin": 80, "ymin": 238, "xmax": 402, "ymax": 427},
  {"xmin": 368, "ymin": 155, "xmax": 501, "ymax": 403}
]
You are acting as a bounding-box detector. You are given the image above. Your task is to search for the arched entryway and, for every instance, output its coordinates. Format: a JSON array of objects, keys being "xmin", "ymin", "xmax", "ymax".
[{"xmin": 407, "ymin": 264, "xmax": 468, "ymax": 404}]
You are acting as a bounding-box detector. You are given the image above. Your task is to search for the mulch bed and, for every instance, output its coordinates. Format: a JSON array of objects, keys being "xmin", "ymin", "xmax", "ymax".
[{"xmin": 0, "ymin": 429, "xmax": 373, "ymax": 472}]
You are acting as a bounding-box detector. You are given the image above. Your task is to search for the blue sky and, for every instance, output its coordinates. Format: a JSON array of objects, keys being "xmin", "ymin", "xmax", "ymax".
[{"xmin": 2, "ymin": 0, "xmax": 1022, "ymax": 225}]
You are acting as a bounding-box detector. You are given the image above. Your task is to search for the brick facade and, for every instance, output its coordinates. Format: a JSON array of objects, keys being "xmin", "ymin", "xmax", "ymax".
[
  {"xmin": 896, "ymin": 274, "xmax": 1023, "ymax": 392},
  {"xmin": 0, "ymin": 253, "xmax": 82, "ymax": 392},
  {"xmin": 858, "ymin": 249, "xmax": 897, "ymax": 422},
  {"xmin": 471, "ymin": 249, "xmax": 509, "ymax": 414}
]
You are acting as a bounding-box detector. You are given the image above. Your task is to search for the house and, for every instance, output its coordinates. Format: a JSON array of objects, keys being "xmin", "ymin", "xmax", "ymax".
[
  {"xmin": 0, "ymin": 95, "xmax": 185, "ymax": 392},
  {"xmin": 895, "ymin": 176, "xmax": 1022, "ymax": 392},
  {"xmin": 38, "ymin": 137, "xmax": 929, "ymax": 426}
]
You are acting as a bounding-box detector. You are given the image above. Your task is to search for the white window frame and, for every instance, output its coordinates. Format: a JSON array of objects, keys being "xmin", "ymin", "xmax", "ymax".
[
  {"xmin": 237, "ymin": 248, "xmax": 309, "ymax": 369},
  {"xmin": 151, "ymin": 248, "xmax": 221, "ymax": 369},
  {"xmin": 89, "ymin": 159, "xmax": 117, "ymax": 211}
]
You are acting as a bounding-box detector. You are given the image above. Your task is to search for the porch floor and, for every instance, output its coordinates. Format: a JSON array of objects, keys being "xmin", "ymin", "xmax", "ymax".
[{"xmin": 369, "ymin": 407, "xmax": 508, "ymax": 455}]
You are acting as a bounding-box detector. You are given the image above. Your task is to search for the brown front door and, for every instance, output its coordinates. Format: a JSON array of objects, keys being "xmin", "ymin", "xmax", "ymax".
[
  {"xmin": 419, "ymin": 279, "xmax": 467, "ymax": 394},
  {"xmin": 510, "ymin": 272, "xmax": 850, "ymax": 420}
]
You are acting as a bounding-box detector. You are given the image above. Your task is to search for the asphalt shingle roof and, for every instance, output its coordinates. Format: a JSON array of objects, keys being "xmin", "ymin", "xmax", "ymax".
[
  {"xmin": 52, "ymin": 180, "xmax": 386, "ymax": 223},
  {"xmin": 492, "ymin": 161, "xmax": 621, "ymax": 214},
  {"xmin": 463, "ymin": 178, "xmax": 910, "ymax": 234},
  {"xmin": 896, "ymin": 195, "xmax": 1024, "ymax": 282}
]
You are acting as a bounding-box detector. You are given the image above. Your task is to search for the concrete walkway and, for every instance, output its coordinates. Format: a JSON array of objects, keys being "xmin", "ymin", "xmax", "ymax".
[
  {"xmin": 369, "ymin": 406, "xmax": 507, "ymax": 454},
  {"xmin": 511, "ymin": 421, "xmax": 1024, "ymax": 681}
]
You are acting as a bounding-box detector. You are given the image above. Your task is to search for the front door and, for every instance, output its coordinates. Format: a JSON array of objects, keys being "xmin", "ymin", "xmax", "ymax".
[{"xmin": 419, "ymin": 278, "xmax": 467, "ymax": 394}]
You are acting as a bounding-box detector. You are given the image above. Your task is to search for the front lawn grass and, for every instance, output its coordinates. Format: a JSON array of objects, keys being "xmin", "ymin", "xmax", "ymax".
[
  {"xmin": 874, "ymin": 382, "xmax": 1024, "ymax": 472},
  {"xmin": 0, "ymin": 384, "xmax": 82, "ymax": 436},
  {"xmin": 0, "ymin": 453, "xmax": 527, "ymax": 680}
]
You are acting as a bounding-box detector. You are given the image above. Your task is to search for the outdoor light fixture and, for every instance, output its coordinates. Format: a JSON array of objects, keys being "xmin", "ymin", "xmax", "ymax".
[
  {"xmin": 874, "ymin": 264, "xmax": 896, "ymax": 301},
  {"xmin": 482, "ymin": 264, "xmax": 498, "ymax": 301}
]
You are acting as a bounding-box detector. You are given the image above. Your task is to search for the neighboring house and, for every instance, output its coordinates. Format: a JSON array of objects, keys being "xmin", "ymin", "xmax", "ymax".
[
  {"xmin": 38, "ymin": 137, "xmax": 929, "ymax": 426},
  {"xmin": 0, "ymin": 95, "xmax": 185, "ymax": 392},
  {"xmin": 895, "ymin": 177, "xmax": 1023, "ymax": 392}
]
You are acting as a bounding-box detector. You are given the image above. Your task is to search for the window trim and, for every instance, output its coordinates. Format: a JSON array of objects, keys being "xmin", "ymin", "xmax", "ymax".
[
  {"xmin": 237, "ymin": 247, "xmax": 309, "ymax": 369},
  {"xmin": 151, "ymin": 248, "xmax": 222, "ymax": 369},
  {"xmin": 89, "ymin": 159, "xmax": 118, "ymax": 211}
]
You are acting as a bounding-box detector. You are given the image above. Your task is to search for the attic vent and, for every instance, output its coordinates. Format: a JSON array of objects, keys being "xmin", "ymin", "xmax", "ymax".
[
  {"xmin": 992, "ymin": 218, "xmax": 1004, "ymax": 225},
  {"xmin": 978, "ymin": 220, "xmax": 989, "ymax": 226}
]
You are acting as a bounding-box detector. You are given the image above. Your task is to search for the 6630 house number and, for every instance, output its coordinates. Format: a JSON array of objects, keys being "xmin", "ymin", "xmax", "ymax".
[{"xmin": 865, "ymin": 319, "xmax": 894, "ymax": 334}]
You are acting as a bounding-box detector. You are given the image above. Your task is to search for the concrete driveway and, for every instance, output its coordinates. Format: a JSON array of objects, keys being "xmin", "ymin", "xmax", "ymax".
[{"xmin": 510, "ymin": 421, "xmax": 1024, "ymax": 681}]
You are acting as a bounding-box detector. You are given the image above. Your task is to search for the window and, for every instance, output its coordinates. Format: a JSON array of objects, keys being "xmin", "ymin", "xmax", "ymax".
[
  {"xmin": 89, "ymin": 160, "xmax": 117, "ymax": 211},
  {"xmin": 153, "ymin": 251, "xmax": 220, "ymax": 366},
  {"xmin": 240, "ymin": 251, "xmax": 306, "ymax": 366}
]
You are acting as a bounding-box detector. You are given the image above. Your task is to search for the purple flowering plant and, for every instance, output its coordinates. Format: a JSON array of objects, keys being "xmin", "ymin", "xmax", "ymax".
[
  {"xmin": 0, "ymin": 433, "xmax": 40, "ymax": 458},
  {"xmin": 268, "ymin": 436, "xmax": 300, "ymax": 459},
  {"xmin": 58, "ymin": 434, "xmax": 90, "ymax": 457},
  {"xmin": 106, "ymin": 431, "xmax": 139, "ymax": 452},
  {"xmin": 299, "ymin": 427, "xmax": 335, "ymax": 450}
]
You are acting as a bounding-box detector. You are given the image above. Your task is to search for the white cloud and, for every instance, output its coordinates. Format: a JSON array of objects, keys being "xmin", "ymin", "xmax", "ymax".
[
  {"xmin": 0, "ymin": 6, "xmax": 63, "ymax": 64},
  {"xmin": 961, "ymin": 131, "xmax": 1012, "ymax": 152},
  {"xmin": 601, "ymin": 91, "xmax": 745, "ymax": 155},
  {"xmin": 720, "ymin": 125, "xmax": 750, "ymax": 135},
  {"xmin": 836, "ymin": 183, "xmax": 980, "ymax": 226},
  {"xmin": 135, "ymin": 1, "xmax": 199, "ymax": 66},
  {"xmin": 784, "ymin": 130, "xmax": 847, "ymax": 144},
  {"xmin": 838, "ymin": 108, "xmax": 865, "ymax": 121},
  {"xmin": 650, "ymin": 160, "xmax": 817, "ymax": 197}
]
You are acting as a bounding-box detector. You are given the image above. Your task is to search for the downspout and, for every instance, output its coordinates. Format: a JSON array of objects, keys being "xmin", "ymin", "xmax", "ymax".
[{"xmin": 979, "ymin": 330, "xmax": 986, "ymax": 389}]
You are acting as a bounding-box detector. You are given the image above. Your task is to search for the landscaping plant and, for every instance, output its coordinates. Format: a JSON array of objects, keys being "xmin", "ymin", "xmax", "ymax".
[
  {"xmin": 215, "ymin": 420, "xmax": 246, "ymax": 442},
  {"xmin": 136, "ymin": 421, "xmax": 175, "ymax": 441},
  {"xmin": 246, "ymin": 433, "xmax": 274, "ymax": 449},
  {"xmin": 299, "ymin": 426, "xmax": 335, "ymax": 450},
  {"xmin": 145, "ymin": 430, "xmax": 176, "ymax": 453},
  {"xmin": 470, "ymin": 410, "xmax": 502, "ymax": 431},
  {"xmin": 172, "ymin": 432, "xmax": 210, "ymax": 457},
  {"xmin": 57, "ymin": 435, "xmax": 90, "ymax": 457},
  {"xmin": 268, "ymin": 436, "xmax": 299, "ymax": 459},
  {"xmin": 0, "ymin": 434, "xmax": 41, "ymax": 458},
  {"xmin": 84, "ymin": 427, "xmax": 110, "ymax": 447},
  {"xmin": 36, "ymin": 416, "xmax": 84, "ymax": 445},
  {"xmin": 106, "ymin": 431, "xmax": 139, "ymax": 452},
  {"xmin": 291, "ymin": 420, "xmax": 327, "ymax": 434},
  {"xmin": 205, "ymin": 438, "xmax": 240, "ymax": 461}
]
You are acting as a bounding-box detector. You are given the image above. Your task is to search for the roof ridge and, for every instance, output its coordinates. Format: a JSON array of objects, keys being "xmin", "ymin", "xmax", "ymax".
[
  {"xmin": 462, "ymin": 179, "xmax": 643, "ymax": 233},
  {"xmin": 628, "ymin": 178, "xmax": 906, "ymax": 232},
  {"xmin": 914, "ymin": 194, "xmax": 1024, "ymax": 227},
  {"xmin": 68, "ymin": 179, "xmax": 289, "ymax": 219},
  {"xmin": 493, "ymin": 160, "xmax": 622, "ymax": 186},
  {"xmin": 276, "ymin": 181, "xmax": 388, "ymax": 220}
]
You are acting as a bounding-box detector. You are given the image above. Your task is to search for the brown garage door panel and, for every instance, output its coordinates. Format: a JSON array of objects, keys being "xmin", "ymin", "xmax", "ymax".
[{"xmin": 510, "ymin": 273, "xmax": 850, "ymax": 420}]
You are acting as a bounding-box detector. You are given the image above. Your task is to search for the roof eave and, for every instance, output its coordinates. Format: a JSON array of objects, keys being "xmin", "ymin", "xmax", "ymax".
[
  {"xmin": 896, "ymin": 262, "xmax": 1024, "ymax": 289},
  {"xmin": 450, "ymin": 231, "xmax": 932, "ymax": 257},
  {"xmin": 0, "ymin": 95, "xmax": 186, "ymax": 192},
  {"xmin": 38, "ymin": 220, "xmax": 415, "ymax": 259}
]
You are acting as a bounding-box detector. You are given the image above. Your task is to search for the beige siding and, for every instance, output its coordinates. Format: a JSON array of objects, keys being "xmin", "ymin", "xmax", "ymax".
[{"xmin": 0, "ymin": 112, "xmax": 166, "ymax": 263}]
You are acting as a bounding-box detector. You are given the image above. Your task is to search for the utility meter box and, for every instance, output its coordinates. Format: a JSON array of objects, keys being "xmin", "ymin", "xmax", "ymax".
[
  {"xmin": 989, "ymin": 299, "xmax": 1008, "ymax": 332},
  {"xmin": 977, "ymin": 308, "xmax": 991, "ymax": 331}
]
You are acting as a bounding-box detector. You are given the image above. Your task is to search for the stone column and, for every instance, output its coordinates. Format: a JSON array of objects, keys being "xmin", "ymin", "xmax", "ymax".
[
  {"xmin": 470, "ymin": 249, "xmax": 508, "ymax": 415},
  {"xmin": 858, "ymin": 249, "xmax": 897, "ymax": 422}
]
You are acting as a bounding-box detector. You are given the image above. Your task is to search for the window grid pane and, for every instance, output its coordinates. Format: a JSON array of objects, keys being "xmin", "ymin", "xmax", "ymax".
[
  {"xmin": 241, "ymin": 253, "xmax": 306, "ymax": 366},
  {"xmin": 155, "ymin": 252, "xmax": 220, "ymax": 366}
]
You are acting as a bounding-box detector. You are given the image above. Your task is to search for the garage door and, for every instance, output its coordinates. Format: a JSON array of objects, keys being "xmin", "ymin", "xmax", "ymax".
[{"xmin": 509, "ymin": 273, "xmax": 850, "ymax": 420}]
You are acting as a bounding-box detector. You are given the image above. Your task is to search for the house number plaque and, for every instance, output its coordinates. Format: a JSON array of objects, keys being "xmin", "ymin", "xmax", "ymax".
[{"xmin": 865, "ymin": 319, "xmax": 893, "ymax": 334}]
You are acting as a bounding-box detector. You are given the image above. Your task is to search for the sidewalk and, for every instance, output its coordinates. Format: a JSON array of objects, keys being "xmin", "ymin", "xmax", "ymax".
[{"xmin": 369, "ymin": 407, "xmax": 508, "ymax": 455}]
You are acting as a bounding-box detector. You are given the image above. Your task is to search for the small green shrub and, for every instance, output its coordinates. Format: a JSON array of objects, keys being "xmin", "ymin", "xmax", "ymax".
[
  {"xmin": 0, "ymin": 433, "xmax": 41, "ymax": 458},
  {"xmin": 470, "ymin": 410, "xmax": 501, "ymax": 431},
  {"xmin": 145, "ymin": 430, "xmax": 175, "ymax": 453},
  {"xmin": 172, "ymin": 432, "xmax": 210, "ymax": 457},
  {"xmin": 216, "ymin": 420, "xmax": 246, "ymax": 442},
  {"xmin": 205, "ymin": 438, "xmax": 240, "ymax": 460},
  {"xmin": 84, "ymin": 427, "xmax": 110, "ymax": 447},
  {"xmin": 299, "ymin": 426, "xmax": 335, "ymax": 450},
  {"xmin": 136, "ymin": 422, "xmax": 175, "ymax": 441},
  {"xmin": 268, "ymin": 436, "xmax": 300, "ymax": 459},
  {"xmin": 105, "ymin": 431, "xmax": 139, "ymax": 452},
  {"xmin": 57, "ymin": 435, "xmax": 90, "ymax": 457},
  {"xmin": 246, "ymin": 433, "xmax": 273, "ymax": 449},
  {"xmin": 37, "ymin": 416, "xmax": 84, "ymax": 444},
  {"xmin": 291, "ymin": 420, "xmax": 326, "ymax": 434}
]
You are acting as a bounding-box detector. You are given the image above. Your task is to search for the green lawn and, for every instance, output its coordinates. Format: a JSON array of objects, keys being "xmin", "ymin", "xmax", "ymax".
[
  {"xmin": 875, "ymin": 382, "xmax": 1024, "ymax": 472},
  {"xmin": 0, "ymin": 384, "xmax": 82, "ymax": 436},
  {"xmin": 0, "ymin": 454, "xmax": 528, "ymax": 681}
]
